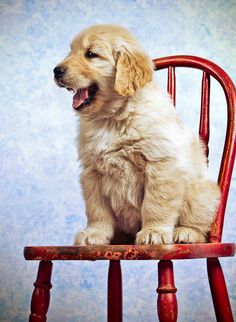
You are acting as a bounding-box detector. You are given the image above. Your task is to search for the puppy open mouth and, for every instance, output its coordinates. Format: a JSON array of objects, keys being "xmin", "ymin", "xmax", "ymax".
[{"xmin": 71, "ymin": 84, "xmax": 98, "ymax": 111}]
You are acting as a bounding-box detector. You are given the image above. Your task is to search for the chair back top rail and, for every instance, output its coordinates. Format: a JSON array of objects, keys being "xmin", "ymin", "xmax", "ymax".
[{"xmin": 153, "ymin": 55, "xmax": 236, "ymax": 242}]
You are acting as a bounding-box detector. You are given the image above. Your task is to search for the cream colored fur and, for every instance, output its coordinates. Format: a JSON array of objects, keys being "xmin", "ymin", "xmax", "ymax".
[{"xmin": 55, "ymin": 24, "xmax": 220, "ymax": 245}]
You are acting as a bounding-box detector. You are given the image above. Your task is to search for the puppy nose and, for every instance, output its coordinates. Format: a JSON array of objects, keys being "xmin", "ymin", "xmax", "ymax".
[{"xmin": 53, "ymin": 66, "xmax": 66, "ymax": 78}]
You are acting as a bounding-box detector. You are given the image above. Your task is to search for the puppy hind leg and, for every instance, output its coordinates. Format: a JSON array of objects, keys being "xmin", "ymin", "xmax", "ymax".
[
  {"xmin": 174, "ymin": 179, "xmax": 220, "ymax": 244},
  {"xmin": 136, "ymin": 161, "xmax": 185, "ymax": 245}
]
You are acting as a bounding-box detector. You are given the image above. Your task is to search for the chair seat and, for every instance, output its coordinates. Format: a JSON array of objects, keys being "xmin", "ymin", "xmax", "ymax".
[{"xmin": 24, "ymin": 243, "xmax": 235, "ymax": 261}]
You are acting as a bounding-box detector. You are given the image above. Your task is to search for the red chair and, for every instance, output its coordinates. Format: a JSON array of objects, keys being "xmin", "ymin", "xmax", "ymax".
[{"xmin": 24, "ymin": 56, "xmax": 236, "ymax": 322}]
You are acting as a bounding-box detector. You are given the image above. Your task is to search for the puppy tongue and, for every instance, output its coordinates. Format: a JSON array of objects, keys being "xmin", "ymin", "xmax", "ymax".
[{"xmin": 73, "ymin": 88, "xmax": 89, "ymax": 109}]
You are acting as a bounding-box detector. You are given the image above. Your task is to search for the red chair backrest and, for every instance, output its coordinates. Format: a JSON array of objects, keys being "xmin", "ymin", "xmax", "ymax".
[{"xmin": 153, "ymin": 55, "xmax": 236, "ymax": 243}]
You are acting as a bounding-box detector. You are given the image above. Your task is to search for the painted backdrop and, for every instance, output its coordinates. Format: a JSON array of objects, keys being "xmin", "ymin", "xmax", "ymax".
[{"xmin": 0, "ymin": 0, "xmax": 235, "ymax": 321}]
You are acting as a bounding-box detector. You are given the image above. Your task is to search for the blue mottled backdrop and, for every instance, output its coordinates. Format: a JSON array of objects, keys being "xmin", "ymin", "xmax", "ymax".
[{"xmin": 0, "ymin": 0, "xmax": 235, "ymax": 321}]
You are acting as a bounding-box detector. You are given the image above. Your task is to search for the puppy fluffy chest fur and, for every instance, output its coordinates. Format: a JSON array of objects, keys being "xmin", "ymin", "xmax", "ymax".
[{"xmin": 79, "ymin": 119, "xmax": 145, "ymax": 233}]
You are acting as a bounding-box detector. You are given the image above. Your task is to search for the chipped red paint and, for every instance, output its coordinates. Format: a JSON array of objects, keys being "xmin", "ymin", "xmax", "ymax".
[{"xmin": 24, "ymin": 243, "xmax": 235, "ymax": 261}]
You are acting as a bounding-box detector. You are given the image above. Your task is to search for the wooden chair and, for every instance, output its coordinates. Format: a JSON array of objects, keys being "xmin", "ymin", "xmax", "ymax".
[{"xmin": 24, "ymin": 55, "xmax": 236, "ymax": 322}]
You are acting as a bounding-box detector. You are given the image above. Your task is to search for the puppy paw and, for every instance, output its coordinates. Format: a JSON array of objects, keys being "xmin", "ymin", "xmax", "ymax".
[
  {"xmin": 135, "ymin": 228, "xmax": 173, "ymax": 244},
  {"xmin": 173, "ymin": 227, "xmax": 206, "ymax": 243},
  {"xmin": 74, "ymin": 229, "xmax": 111, "ymax": 245}
]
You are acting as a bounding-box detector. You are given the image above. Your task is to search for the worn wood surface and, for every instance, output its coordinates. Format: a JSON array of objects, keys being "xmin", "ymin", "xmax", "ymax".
[{"xmin": 24, "ymin": 243, "xmax": 235, "ymax": 261}]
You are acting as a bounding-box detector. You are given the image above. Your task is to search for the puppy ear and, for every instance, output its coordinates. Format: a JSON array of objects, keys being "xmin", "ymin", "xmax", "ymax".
[{"xmin": 115, "ymin": 49, "xmax": 153, "ymax": 96}]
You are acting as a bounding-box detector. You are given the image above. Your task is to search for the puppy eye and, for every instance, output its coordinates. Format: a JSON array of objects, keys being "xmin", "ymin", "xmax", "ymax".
[{"xmin": 85, "ymin": 50, "xmax": 99, "ymax": 59}]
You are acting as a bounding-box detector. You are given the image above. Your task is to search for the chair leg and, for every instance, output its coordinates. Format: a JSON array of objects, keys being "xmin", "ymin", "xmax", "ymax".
[
  {"xmin": 207, "ymin": 257, "xmax": 234, "ymax": 322},
  {"xmin": 107, "ymin": 260, "xmax": 122, "ymax": 322},
  {"xmin": 157, "ymin": 260, "xmax": 178, "ymax": 322},
  {"xmin": 29, "ymin": 260, "xmax": 53, "ymax": 322}
]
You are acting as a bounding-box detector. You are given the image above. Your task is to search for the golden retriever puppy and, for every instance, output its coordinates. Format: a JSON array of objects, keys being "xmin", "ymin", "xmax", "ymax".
[{"xmin": 54, "ymin": 24, "xmax": 220, "ymax": 245}]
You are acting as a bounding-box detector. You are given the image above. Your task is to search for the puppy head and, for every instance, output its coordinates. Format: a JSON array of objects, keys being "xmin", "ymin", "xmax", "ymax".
[{"xmin": 54, "ymin": 24, "xmax": 153, "ymax": 115}]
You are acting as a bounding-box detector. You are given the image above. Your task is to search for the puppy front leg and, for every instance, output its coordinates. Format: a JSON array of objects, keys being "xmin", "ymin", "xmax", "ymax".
[
  {"xmin": 136, "ymin": 161, "xmax": 185, "ymax": 245},
  {"xmin": 75, "ymin": 169, "xmax": 115, "ymax": 245}
]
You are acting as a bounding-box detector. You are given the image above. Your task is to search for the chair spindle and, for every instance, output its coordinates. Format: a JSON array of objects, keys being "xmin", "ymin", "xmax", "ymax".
[
  {"xmin": 199, "ymin": 71, "xmax": 210, "ymax": 158},
  {"xmin": 167, "ymin": 66, "xmax": 176, "ymax": 106}
]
